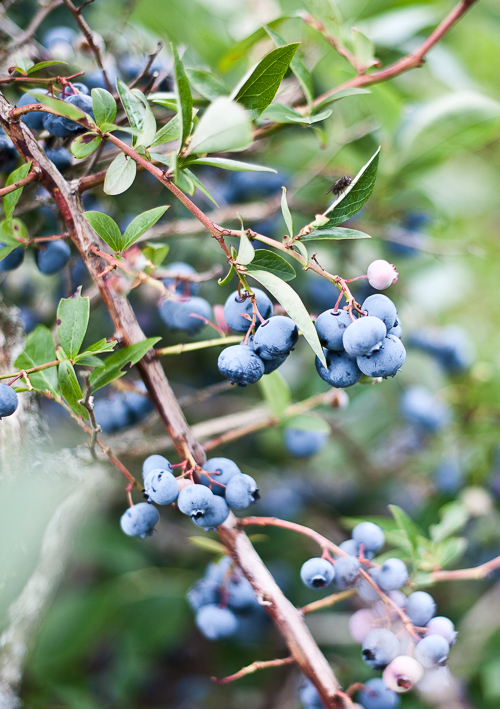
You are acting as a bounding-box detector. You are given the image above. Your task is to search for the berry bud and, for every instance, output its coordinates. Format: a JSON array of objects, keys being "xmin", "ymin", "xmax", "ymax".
[{"xmin": 367, "ymin": 259, "xmax": 398, "ymax": 290}]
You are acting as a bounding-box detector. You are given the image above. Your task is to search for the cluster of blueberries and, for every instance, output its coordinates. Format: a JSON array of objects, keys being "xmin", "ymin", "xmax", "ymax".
[
  {"xmin": 120, "ymin": 455, "xmax": 259, "ymax": 538},
  {"xmin": 0, "ymin": 382, "xmax": 19, "ymax": 419},
  {"xmin": 158, "ymin": 262, "xmax": 212, "ymax": 335},
  {"xmin": 299, "ymin": 521, "xmax": 456, "ymax": 709},
  {"xmin": 93, "ymin": 382, "xmax": 154, "ymax": 434},
  {"xmin": 407, "ymin": 326, "xmax": 472, "ymax": 375}
]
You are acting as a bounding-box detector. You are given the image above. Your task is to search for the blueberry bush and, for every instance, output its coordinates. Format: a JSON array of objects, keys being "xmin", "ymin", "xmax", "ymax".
[{"xmin": 1, "ymin": 0, "xmax": 500, "ymax": 707}]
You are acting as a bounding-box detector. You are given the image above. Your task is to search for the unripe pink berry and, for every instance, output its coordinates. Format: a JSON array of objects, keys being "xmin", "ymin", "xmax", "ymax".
[
  {"xmin": 426, "ymin": 616, "xmax": 457, "ymax": 645},
  {"xmin": 177, "ymin": 478, "xmax": 194, "ymax": 492},
  {"xmin": 383, "ymin": 655, "xmax": 423, "ymax": 692},
  {"xmin": 348, "ymin": 608, "xmax": 378, "ymax": 643},
  {"xmin": 367, "ymin": 259, "xmax": 398, "ymax": 290}
]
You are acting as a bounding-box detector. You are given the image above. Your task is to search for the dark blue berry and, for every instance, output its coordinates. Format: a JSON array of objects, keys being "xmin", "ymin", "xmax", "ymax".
[
  {"xmin": 120, "ymin": 502, "xmax": 159, "ymax": 538},
  {"xmin": 356, "ymin": 335, "xmax": 406, "ymax": 378},
  {"xmin": 0, "ymin": 244, "xmax": 24, "ymax": 271},
  {"xmin": 223, "ymin": 288, "xmax": 273, "ymax": 332},
  {"xmin": 252, "ymin": 316, "xmax": 298, "ymax": 359},
  {"xmin": 343, "ymin": 316, "xmax": 387, "ymax": 356},
  {"xmin": 315, "ymin": 309, "xmax": 352, "ymax": 350},
  {"xmin": 158, "ymin": 296, "xmax": 212, "ymax": 334},
  {"xmin": 361, "ymin": 294, "xmax": 398, "ymax": 329},
  {"xmin": 0, "ymin": 383, "xmax": 18, "ymax": 419},
  {"xmin": 35, "ymin": 240, "xmax": 71, "ymax": 274},
  {"xmin": 315, "ymin": 348, "xmax": 362, "ymax": 388},
  {"xmin": 201, "ymin": 457, "xmax": 241, "ymax": 496},
  {"xmin": 218, "ymin": 344, "xmax": 265, "ymax": 386}
]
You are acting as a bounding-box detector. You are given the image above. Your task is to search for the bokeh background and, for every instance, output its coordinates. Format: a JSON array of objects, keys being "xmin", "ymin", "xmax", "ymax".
[{"xmin": 1, "ymin": 0, "xmax": 500, "ymax": 706}]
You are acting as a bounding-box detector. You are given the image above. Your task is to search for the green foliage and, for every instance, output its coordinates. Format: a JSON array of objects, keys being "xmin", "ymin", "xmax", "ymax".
[
  {"xmin": 186, "ymin": 97, "xmax": 252, "ymax": 155},
  {"xmin": 3, "ymin": 163, "xmax": 32, "ymax": 219},
  {"xmin": 245, "ymin": 250, "xmax": 296, "ymax": 281},
  {"xmin": 171, "ymin": 44, "xmax": 193, "ymax": 152},
  {"xmin": 91, "ymin": 88, "xmax": 117, "ymax": 127},
  {"xmin": 70, "ymin": 132, "xmax": 102, "ymax": 159},
  {"xmin": 14, "ymin": 325, "xmax": 58, "ymax": 396},
  {"xmin": 258, "ymin": 370, "xmax": 291, "ymax": 419},
  {"xmin": 104, "ymin": 152, "xmax": 137, "ymax": 195},
  {"xmin": 56, "ymin": 289, "xmax": 90, "ymax": 360},
  {"xmin": 88, "ymin": 339, "xmax": 161, "ymax": 390}
]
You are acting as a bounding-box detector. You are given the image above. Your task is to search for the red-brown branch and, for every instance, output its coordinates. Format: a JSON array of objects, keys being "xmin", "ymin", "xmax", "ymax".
[
  {"xmin": 431, "ymin": 553, "xmax": 500, "ymax": 582},
  {"xmin": 212, "ymin": 656, "xmax": 294, "ymax": 684},
  {"xmin": 0, "ymin": 167, "xmax": 39, "ymax": 196}
]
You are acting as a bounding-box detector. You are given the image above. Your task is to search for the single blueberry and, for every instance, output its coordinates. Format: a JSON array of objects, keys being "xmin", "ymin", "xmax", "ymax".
[
  {"xmin": 17, "ymin": 90, "xmax": 49, "ymax": 130},
  {"xmin": 43, "ymin": 114, "xmax": 74, "ymax": 138},
  {"xmin": 142, "ymin": 454, "xmax": 173, "ymax": 481},
  {"xmin": 0, "ymin": 383, "xmax": 19, "ymax": 419},
  {"xmin": 158, "ymin": 296, "xmax": 212, "ymax": 334},
  {"xmin": 45, "ymin": 147, "xmax": 72, "ymax": 173},
  {"xmin": 405, "ymin": 591, "xmax": 436, "ymax": 627},
  {"xmin": 356, "ymin": 334, "xmax": 406, "ymax": 378},
  {"xmin": 361, "ymin": 294, "xmax": 398, "ymax": 330},
  {"xmin": 177, "ymin": 484, "xmax": 216, "ymax": 519},
  {"xmin": 300, "ymin": 557, "xmax": 335, "ymax": 589},
  {"xmin": 120, "ymin": 502, "xmax": 159, "ymax": 538},
  {"xmin": 225, "ymin": 473, "xmax": 259, "ymax": 509},
  {"xmin": 0, "ymin": 244, "xmax": 24, "ymax": 271},
  {"xmin": 377, "ymin": 558, "xmax": 409, "ymax": 591},
  {"xmin": 163, "ymin": 261, "xmax": 200, "ymax": 296},
  {"xmin": 223, "ymin": 288, "xmax": 273, "ymax": 333},
  {"xmin": 400, "ymin": 387, "xmax": 451, "ymax": 433},
  {"xmin": 201, "ymin": 457, "xmax": 241, "ymax": 496},
  {"xmin": 343, "ymin": 315, "xmax": 387, "ymax": 356},
  {"xmin": 193, "ymin": 495, "xmax": 230, "ymax": 530},
  {"xmin": 352, "ymin": 522, "xmax": 385, "ymax": 552},
  {"xmin": 362, "ymin": 628, "xmax": 400, "ymax": 669},
  {"xmin": 315, "ymin": 348, "xmax": 362, "ymax": 388},
  {"xmin": 35, "ymin": 239, "xmax": 71, "ymax": 274},
  {"xmin": 284, "ymin": 428, "xmax": 328, "ymax": 457},
  {"xmin": 315, "ymin": 309, "xmax": 352, "ymax": 351},
  {"xmin": 252, "ymin": 315, "xmax": 298, "ymax": 360},
  {"xmin": 218, "ymin": 344, "xmax": 265, "ymax": 386},
  {"xmin": 93, "ymin": 396, "xmax": 131, "ymax": 433},
  {"xmin": 144, "ymin": 468, "xmax": 179, "ymax": 505},
  {"xmin": 42, "ymin": 26, "xmax": 77, "ymax": 49},
  {"xmin": 195, "ymin": 604, "xmax": 238, "ymax": 640},
  {"xmin": 60, "ymin": 93, "xmax": 95, "ymax": 132}
]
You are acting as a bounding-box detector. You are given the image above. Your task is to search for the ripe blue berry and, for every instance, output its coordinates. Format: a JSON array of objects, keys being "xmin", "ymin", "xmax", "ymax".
[
  {"xmin": 93, "ymin": 396, "xmax": 130, "ymax": 433},
  {"xmin": 193, "ymin": 495, "xmax": 230, "ymax": 530},
  {"xmin": 142, "ymin": 454, "xmax": 173, "ymax": 481},
  {"xmin": 284, "ymin": 428, "xmax": 328, "ymax": 458},
  {"xmin": 218, "ymin": 344, "xmax": 265, "ymax": 386},
  {"xmin": 426, "ymin": 616, "xmax": 457, "ymax": 644},
  {"xmin": 337, "ymin": 539, "xmax": 360, "ymax": 556},
  {"xmin": 45, "ymin": 147, "xmax": 72, "ymax": 173},
  {"xmin": 186, "ymin": 577, "xmax": 220, "ymax": 611},
  {"xmin": 18, "ymin": 90, "xmax": 49, "ymax": 130},
  {"xmin": 0, "ymin": 244, "xmax": 24, "ymax": 271},
  {"xmin": 195, "ymin": 604, "xmax": 238, "ymax": 640},
  {"xmin": 343, "ymin": 316, "xmax": 387, "ymax": 356},
  {"xmin": 0, "ymin": 132, "xmax": 18, "ymax": 173},
  {"xmin": 178, "ymin": 484, "xmax": 216, "ymax": 520},
  {"xmin": 223, "ymin": 288, "xmax": 273, "ymax": 332},
  {"xmin": 361, "ymin": 294, "xmax": 398, "ymax": 330},
  {"xmin": 377, "ymin": 558, "xmax": 409, "ymax": 591},
  {"xmin": 43, "ymin": 114, "xmax": 75, "ymax": 138},
  {"xmin": 400, "ymin": 387, "xmax": 451, "ymax": 433},
  {"xmin": 42, "ymin": 26, "xmax": 77, "ymax": 49},
  {"xmin": 120, "ymin": 503, "xmax": 159, "ymax": 538},
  {"xmin": 162, "ymin": 261, "xmax": 200, "ymax": 296},
  {"xmin": 352, "ymin": 522, "xmax": 385, "ymax": 552},
  {"xmin": 201, "ymin": 457, "xmax": 241, "ymax": 496},
  {"xmin": 144, "ymin": 468, "xmax": 179, "ymax": 505},
  {"xmin": 226, "ymin": 573, "xmax": 257, "ymax": 610},
  {"xmin": 225, "ymin": 473, "xmax": 259, "ymax": 509},
  {"xmin": 60, "ymin": 93, "xmax": 95, "ymax": 131},
  {"xmin": 0, "ymin": 383, "xmax": 19, "ymax": 418},
  {"xmin": 298, "ymin": 678, "xmax": 323, "ymax": 709},
  {"xmin": 35, "ymin": 240, "xmax": 71, "ymax": 275},
  {"xmin": 315, "ymin": 309, "xmax": 352, "ymax": 351},
  {"xmin": 300, "ymin": 557, "xmax": 335, "ymax": 589},
  {"xmin": 405, "ymin": 591, "xmax": 436, "ymax": 627},
  {"xmin": 415, "ymin": 634, "xmax": 450, "ymax": 668},
  {"xmin": 362, "ymin": 628, "xmax": 400, "ymax": 669},
  {"xmin": 158, "ymin": 296, "xmax": 212, "ymax": 334},
  {"xmin": 357, "ymin": 335, "xmax": 406, "ymax": 378},
  {"xmin": 315, "ymin": 348, "xmax": 362, "ymax": 388},
  {"xmin": 253, "ymin": 315, "xmax": 298, "ymax": 359},
  {"xmin": 334, "ymin": 556, "xmax": 360, "ymax": 589},
  {"xmin": 357, "ymin": 677, "xmax": 401, "ymax": 709}
]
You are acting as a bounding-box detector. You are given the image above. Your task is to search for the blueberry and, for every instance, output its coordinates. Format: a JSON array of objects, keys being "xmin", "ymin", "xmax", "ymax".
[
  {"xmin": 0, "ymin": 244, "xmax": 24, "ymax": 271},
  {"xmin": 93, "ymin": 396, "xmax": 130, "ymax": 433},
  {"xmin": 361, "ymin": 294, "xmax": 398, "ymax": 330},
  {"xmin": 405, "ymin": 591, "xmax": 436, "ymax": 627},
  {"xmin": 17, "ymin": 90, "xmax": 49, "ymax": 130},
  {"xmin": 177, "ymin": 484, "xmax": 216, "ymax": 520},
  {"xmin": 253, "ymin": 316, "xmax": 298, "ymax": 360},
  {"xmin": 218, "ymin": 344, "xmax": 265, "ymax": 386},
  {"xmin": 201, "ymin": 457, "xmax": 241, "ymax": 496},
  {"xmin": 163, "ymin": 261, "xmax": 200, "ymax": 296},
  {"xmin": 223, "ymin": 288, "xmax": 273, "ymax": 332},
  {"xmin": 158, "ymin": 296, "xmax": 212, "ymax": 334},
  {"xmin": 400, "ymin": 387, "xmax": 451, "ymax": 433},
  {"xmin": 225, "ymin": 473, "xmax": 259, "ymax": 509},
  {"xmin": 300, "ymin": 557, "xmax": 335, "ymax": 589},
  {"xmin": 337, "ymin": 539, "xmax": 360, "ymax": 557},
  {"xmin": 142, "ymin": 454, "xmax": 173, "ymax": 481},
  {"xmin": 120, "ymin": 502, "xmax": 159, "ymax": 538},
  {"xmin": 42, "ymin": 26, "xmax": 77, "ymax": 49},
  {"xmin": 388, "ymin": 321, "xmax": 402, "ymax": 338},
  {"xmin": 333, "ymin": 556, "xmax": 360, "ymax": 589},
  {"xmin": 407, "ymin": 327, "xmax": 473, "ymax": 374},
  {"xmin": 377, "ymin": 558, "xmax": 409, "ymax": 591},
  {"xmin": 356, "ymin": 335, "xmax": 406, "ymax": 378},
  {"xmin": 415, "ymin": 634, "xmax": 450, "ymax": 668},
  {"xmin": 362, "ymin": 628, "xmax": 400, "ymax": 669},
  {"xmin": 315, "ymin": 348, "xmax": 362, "ymax": 388},
  {"xmin": 122, "ymin": 383, "xmax": 154, "ymax": 423},
  {"xmin": 343, "ymin": 316, "xmax": 387, "ymax": 356},
  {"xmin": 144, "ymin": 468, "xmax": 179, "ymax": 505},
  {"xmin": 193, "ymin": 495, "xmax": 230, "ymax": 529},
  {"xmin": 357, "ymin": 677, "xmax": 400, "ymax": 709},
  {"xmin": 227, "ymin": 573, "xmax": 257, "ymax": 610},
  {"xmin": 426, "ymin": 616, "xmax": 457, "ymax": 645},
  {"xmin": 186, "ymin": 578, "xmax": 220, "ymax": 611},
  {"xmin": 298, "ymin": 678, "xmax": 324, "ymax": 709},
  {"xmin": 71, "ymin": 82, "xmax": 90, "ymax": 95},
  {"xmin": 284, "ymin": 428, "xmax": 328, "ymax": 457},
  {"xmin": 0, "ymin": 133, "xmax": 18, "ymax": 173},
  {"xmin": 45, "ymin": 147, "xmax": 72, "ymax": 172},
  {"xmin": 60, "ymin": 93, "xmax": 95, "ymax": 131},
  {"xmin": 195, "ymin": 604, "xmax": 238, "ymax": 640},
  {"xmin": 315, "ymin": 308, "xmax": 352, "ymax": 351},
  {"xmin": 35, "ymin": 240, "xmax": 71, "ymax": 274},
  {"xmin": 0, "ymin": 383, "xmax": 19, "ymax": 418},
  {"xmin": 43, "ymin": 114, "xmax": 75, "ymax": 138},
  {"xmin": 352, "ymin": 522, "xmax": 385, "ymax": 552}
]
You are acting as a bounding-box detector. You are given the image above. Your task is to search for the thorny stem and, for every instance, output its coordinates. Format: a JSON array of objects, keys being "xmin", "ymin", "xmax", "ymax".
[{"xmin": 212, "ymin": 656, "xmax": 294, "ymax": 684}]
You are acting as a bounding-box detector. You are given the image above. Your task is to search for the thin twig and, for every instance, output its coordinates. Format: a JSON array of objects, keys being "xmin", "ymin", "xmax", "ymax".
[
  {"xmin": 155, "ymin": 335, "xmax": 241, "ymax": 357},
  {"xmin": 212, "ymin": 656, "xmax": 294, "ymax": 684},
  {"xmin": 78, "ymin": 371, "xmax": 100, "ymax": 458},
  {"xmin": 301, "ymin": 13, "xmax": 364, "ymax": 74},
  {"xmin": 0, "ymin": 359, "xmax": 59, "ymax": 381},
  {"xmin": 300, "ymin": 589, "xmax": 357, "ymax": 615},
  {"xmin": 129, "ymin": 41, "xmax": 163, "ymax": 89},
  {"xmin": 0, "ymin": 167, "xmax": 39, "ymax": 197},
  {"xmin": 431, "ymin": 554, "xmax": 500, "ymax": 582}
]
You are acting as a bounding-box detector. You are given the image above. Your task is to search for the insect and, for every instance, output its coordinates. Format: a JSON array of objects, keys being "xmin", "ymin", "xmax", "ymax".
[{"xmin": 326, "ymin": 175, "xmax": 352, "ymax": 196}]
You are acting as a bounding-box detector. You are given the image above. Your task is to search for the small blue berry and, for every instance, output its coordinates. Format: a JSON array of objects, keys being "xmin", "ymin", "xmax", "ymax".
[
  {"xmin": 223, "ymin": 288, "xmax": 273, "ymax": 332},
  {"xmin": 300, "ymin": 557, "xmax": 335, "ymax": 589},
  {"xmin": 201, "ymin": 457, "xmax": 241, "ymax": 496},
  {"xmin": 0, "ymin": 383, "xmax": 19, "ymax": 419},
  {"xmin": 120, "ymin": 503, "xmax": 159, "ymax": 538},
  {"xmin": 225, "ymin": 473, "xmax": 259, "ymax": 509},
  {"xmin": 144, "ymin": 468, "xmax": 179, "ymax": 505},
  {"xmin": 343, "ymin": 316, "xmax": 387, "ymax": 356},
  {"xmin": 252, "ymin": 316, "xmax": 298, "ymax": 360},
  {"xmin": 218, "ymin": 344, "xmax": 265, "ymax": 386}
]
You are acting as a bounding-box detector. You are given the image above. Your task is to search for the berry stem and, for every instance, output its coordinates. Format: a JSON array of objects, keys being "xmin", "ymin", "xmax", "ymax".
[{"xmin": 212, "ymin": 656, "xmax": 294, "ymax": 684}]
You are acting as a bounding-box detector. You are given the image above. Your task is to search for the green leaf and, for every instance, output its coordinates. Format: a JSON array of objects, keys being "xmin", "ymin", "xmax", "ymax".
[
  {"xmin": 261, "ymin": 103, "xmax": 332, "ymax": 125},
  {"xmin": 245, "ymin": 250, "xmax": 295, "ymax": 281},
  {"xmin": 91, "ymin": 88, "xmax": 117, "ymax": 127},
  {"xmin": 103, "ymin": 152, "xmax": 137, "ymax": 196},
  {"xmin": 133, "ymin": 90, "xmax": 157, "ymax": 147},
  {"xmin": 30, "ymin": 90, "xmax": 92, "ymax": 122},
  {"xmin": 56, "ymin": 288, "xmax": 90, "ymax": 360},
  {"xmin": 232, "ymin": 43, "xmax": 300, "ymax": 117},
  {"xmin": 171, "ymin": 44, "xmax": 193, "ymax": 152},
  {"xmin": 291, "ymin": 239, "xmax": 309, "ymax": 267},
  {"xmin": 0, "ymin": 218, "xmax": 28, "ymax": 245},
  {"xmin": 58, "ymin": 360, "xmax": 88, "ymax": 418},
  {"xmin": 75, "ymin": 338, "xmax": 116, "ymax": 357},
  {"xmin": 352, "ymin": 28, "xmax": 377, "ymax": 69},
  {"xmin": 219, "ymin": 17, "xmax": 292, "ymax": 70},
  {"xmin": 150, "ymin": 113, "xmax": 181, "ymax": 147},
  {"xmin": 84, "ymin": 211, "xmax": 122, "ymax": 253},
  {"xmin": 322, "ymin": 147, "xmax": 381, "ymax": 228},
  {"xmin": 188, "ymin": 537, "xmax": 226, "ymax": 554},
  {"xmin": 314, "ymin": 87, "xmax": 372, "ymax": 111},
  {"xmin": 285, "ymin": 412, "xmax": 330, "ymax": 434},
  {"xmin": 142, "ymin": 241, "xmax": 170, "ymax": 267},
  {"xmin": 173, "ymin": 168, "xmax": 195, "ymax": 195},
  {"xmin": 429, "ymin": 501, "xmax": 470, "ymax": 545},
  {"xmin": 13, "ymin": 56, "xmax": 35, "ymax": 74},
  {"xmin": 388, "ymin": 505, "xmax": 421, "ymax": 558},
  {"xmin": 26, "ymin": 60, "xmax": 68, "ymax": 75},
  {"xmin": 434, "ymin": 537, "xmax": 467, "ymax": 568},
  {"xmin": 185, "ymin": 68, "xmax": 228, "ymax": 101},
  {"xmin": 116, "ymin": 78, "xmax": 149, "ymax": 141},
  {"xmin": 245, "ymin": 268, "xmax": 325, "ymax": 366},
  {"xmin": 186, "ymin": 97, "xmax": 252, "ymax": 155},
  {"xmin": 122, "ymin": 206, "xmax": 169, "ymax": 252},
  {"xmin": 258, "ymin": 370, "xmax": 291, "ymax": 419},
  {"xmin": 183, "ymin": 169, "xmax": 219, "ymax": 206},
  {"xmin": 186, "ymin": 157, "xmax": 277, "ymax": 173},
  {"xmin": 70, "ymin": 132, "xmax": 102, "ymax": 159},
  {"xmin": 218, "ymin": 264, "xmax": 235, "ymax": 286},
  {"xmin": 88, "ymin": 338, "xmax": 161, "ymax": 391},
  {"xmin": 265, "ymin": 26, "xmax": 314, "ymax": 108},
  {"xmin": 236, "ymin": 219, "xmax": 254, "ymax": 266},
  {"xmin": 73, "ymin": 354, "xmax": 105, "ymax": 368},
  {"xmin": 300, "ymin": 227, "xmax": 371, "ymax": 241},
  {"xmin": 281, "ymin": 187, "xmax": 293, "ymax": 237},
  {"xmin": 99, "ymin": 123, "xmax": 141, "ymax": 136},
  {"xmin": 4, "ymin": 162, "xmax": 32, "ymax": 220},
  {"xmin": 14, "ymin": 325, "xmax": 58, "ymax": 396},
  {"xmin": 150, "ymin": 95, "xmax": 177, "ymax": 112}
]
